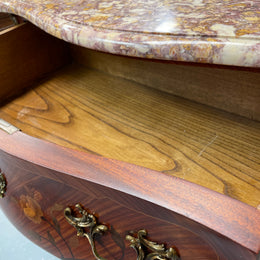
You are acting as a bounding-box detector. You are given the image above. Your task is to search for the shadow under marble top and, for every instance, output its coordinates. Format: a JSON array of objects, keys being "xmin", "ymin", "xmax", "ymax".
[{"xmin": 0, "ymin": 0, "xmax": 259, "ymax": 67}]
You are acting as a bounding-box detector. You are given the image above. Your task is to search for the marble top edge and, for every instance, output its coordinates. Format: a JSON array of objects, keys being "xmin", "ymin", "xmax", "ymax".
[{"xmin": 0, "ymin": 0, "xmax": 259, "ymax": 67}]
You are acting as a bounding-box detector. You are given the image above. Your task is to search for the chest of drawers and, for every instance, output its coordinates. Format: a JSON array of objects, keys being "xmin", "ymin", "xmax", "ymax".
[{"xmin": 0, "ymin": 1, "xmax": 259, "ymax": 259}]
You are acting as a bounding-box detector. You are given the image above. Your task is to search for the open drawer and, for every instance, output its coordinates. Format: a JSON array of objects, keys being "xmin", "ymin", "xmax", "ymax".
[{"xmin": 0, "ymin": 22, "xmax": 259, "ymax": 260}]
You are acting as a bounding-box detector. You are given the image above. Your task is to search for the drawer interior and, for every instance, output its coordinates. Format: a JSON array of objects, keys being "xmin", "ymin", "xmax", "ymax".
[
  {"xmin": 0, "ymin": 13, "xmax": 17, "ymax": 31},
  {"xmin": 0, "ymin": 22, "xmax": 259, "ymax": 209}
]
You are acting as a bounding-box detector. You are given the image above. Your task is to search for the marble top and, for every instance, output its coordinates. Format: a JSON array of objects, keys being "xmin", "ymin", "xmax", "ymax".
[{"xmin": 0, "ymin": 0, "xmax": 260, "ymax": 67}]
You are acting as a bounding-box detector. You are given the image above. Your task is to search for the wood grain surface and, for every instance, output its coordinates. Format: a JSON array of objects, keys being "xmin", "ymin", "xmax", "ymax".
[
  {"xmin": 0, "ymin": 22, "xmax": 70, "ymax": 102},
  {"xmin": 1, "ymin": 18, "xmax": 259, "ymax": 260},
  {"xmin": 0, "ymin": 64, "xmax": 259, "ymax": 209},
  {"xmin": 72, "ymin": 46, "xmax": 260, "ymax": 121},
  {"xmin": 0, "ymin": 130, "xmax": 258, "ymax": 258}
]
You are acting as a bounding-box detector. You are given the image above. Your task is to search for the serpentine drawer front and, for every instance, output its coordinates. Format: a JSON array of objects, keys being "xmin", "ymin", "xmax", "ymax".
[
  {"xmin": 0, "ymin": 149, "xmax": 257, "ymax": 260},
  {"xmin": 0, "ymin": 0, "xmax": 259, "ymax": 259}
]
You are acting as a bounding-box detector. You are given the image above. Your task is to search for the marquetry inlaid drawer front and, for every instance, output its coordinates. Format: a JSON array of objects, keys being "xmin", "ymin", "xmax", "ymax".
[
  {"xmin": 0, "ymin": 171, "xmax": 212, "ymax": 259},
  {"xmin": 0, "ymin": 152, "xmax": 257, "ymax": 260}
]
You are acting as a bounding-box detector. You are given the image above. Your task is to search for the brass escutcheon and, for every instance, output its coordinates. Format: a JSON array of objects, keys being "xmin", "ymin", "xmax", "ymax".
[{"xmin": 0, "ymin": 172, "xmax": 7, "ymax": 198}]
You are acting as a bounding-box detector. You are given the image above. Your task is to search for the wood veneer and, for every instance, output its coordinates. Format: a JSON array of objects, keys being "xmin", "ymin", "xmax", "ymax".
[
  {"xmin": 0, "ymin": 22, "xmax": 70, "ymax": 101},
  {"xmin": 0, "ymin": 165, "xmax": 227, "ymax": 259},
  {"xmin": 0, "ymin": 64, "xmax": 259, "ymax": 209},
  {"xmin": 0, "ymin": 130, "xmax": 258, "ymax": 259},
  {"xmin": 0, "ymin": 20, "xmax": 259, "ymax": 259}
]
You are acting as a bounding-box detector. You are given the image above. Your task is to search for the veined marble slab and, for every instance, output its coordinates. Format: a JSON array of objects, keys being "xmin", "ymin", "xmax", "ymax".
[{"xmin": 0, "ymin": 0, "xmax": 259, "ymax": 67}]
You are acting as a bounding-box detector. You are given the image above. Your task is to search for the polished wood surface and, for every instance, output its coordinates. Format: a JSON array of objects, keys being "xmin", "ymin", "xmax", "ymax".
[
  {"xmin": 0, "ymin": 117, "xmax": 259, "ymax": 255},
  {"xmin": 72, "ymin": 46, "xmax": 260, "ymax": 121},
  {"xmin": 0, "ymin": 168, "xmax": 220, "ymax": 259},
  {"xmin": 0, "ymin": 64, "xmax": 259, "ymax": 209},
  {"xmin": 0, "ymin": 130, "xmax": 258, "ymax": 259},
  {"xmin": 0, "ymin": 22, "xmax": 70, "ymax": 102}
]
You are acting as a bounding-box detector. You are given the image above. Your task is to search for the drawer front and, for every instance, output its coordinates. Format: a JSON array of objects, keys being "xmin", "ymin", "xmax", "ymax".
[{"xmin": 0, "ymin": 149, "xmax": 256, "ymax": 260}]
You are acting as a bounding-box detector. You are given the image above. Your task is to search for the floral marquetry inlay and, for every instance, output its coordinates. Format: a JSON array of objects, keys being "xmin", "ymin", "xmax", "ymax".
[
  {"xmin": 16, "ymin": 187, "xmax": 77, "ymax": 259},
  {"xmin": 19, "ymin": 194, "xmax": 43, "ymax": 224}
]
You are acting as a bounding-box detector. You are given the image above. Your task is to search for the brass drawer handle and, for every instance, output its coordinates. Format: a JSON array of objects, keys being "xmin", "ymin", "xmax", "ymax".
[
  {"xmin": 65, "ymin": 204, "xmax": 180, "ymax": 260},
  {"xmin": 64, "ymin": 204, "xmax": 108, "ymax": 260},
  {"xmin": 0, "ymin": 172, "xmax": 7, "ymax": 198},
  {"xmin": 126, "ymin": 229, "xmax": 180, "ymax": 260}
]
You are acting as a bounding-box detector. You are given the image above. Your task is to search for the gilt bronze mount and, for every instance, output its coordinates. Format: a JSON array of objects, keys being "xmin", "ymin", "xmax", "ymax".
[
  {"xmin": 65, "ymin": 204, "xmax": 181, "ymax": 260},
  {"xmin": 64, "ymin": 204, "xmax": 108, "ymax": 260},
  {"xmin": 0, "ymin": 172, "xmax": 6, "ymax": 198},
  {"xmin": 126, "ymin": 229, "xmax": 180, "ymax": 260}
]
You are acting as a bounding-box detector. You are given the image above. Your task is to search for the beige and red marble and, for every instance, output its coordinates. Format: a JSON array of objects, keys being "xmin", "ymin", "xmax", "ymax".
[{"xmin": 0, "ymin": 0, "xmax": 259, "ymax": 67}]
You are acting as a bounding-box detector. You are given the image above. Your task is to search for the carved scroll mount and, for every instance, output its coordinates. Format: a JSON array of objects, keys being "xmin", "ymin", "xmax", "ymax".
[
  {"xmin": 65, "ymin": 204, "xmax": 181, "ymax": 260},
  {"xmin": 0, "ymin": 172, "xmax": 7, "ymax": 198},
  {"xmin": 64, "ymin": 204, "xmax": 108, "ymax": 260},
  {"xmin": 126, "ymin": 229, "xmax": 181, "ymax": 260}
]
